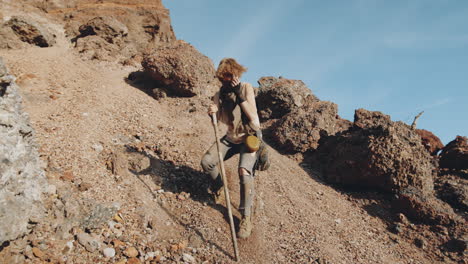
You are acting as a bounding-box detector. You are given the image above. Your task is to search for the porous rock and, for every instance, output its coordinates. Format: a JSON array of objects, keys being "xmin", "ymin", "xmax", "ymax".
[
  {"xmin": 439, "ymin": 136, "xmax": 468, "ymax": 171},
  {"xmin": 256, "ymin": 76, "xmax": 318, "ymax": 121},
  {"xmin": 415, "ymin": 129, "xmax": 444, "ymax": 156},
  {"xmin": 315, "ymin": 109, "xmax": 435, "ymax": 195},
  {"xmin": 142, "ymin": 40, "xmax": 219, "ymax": 97},
  {"xmin": 271, "ymin": 100, "xmax": 350, "ymax": 153}
]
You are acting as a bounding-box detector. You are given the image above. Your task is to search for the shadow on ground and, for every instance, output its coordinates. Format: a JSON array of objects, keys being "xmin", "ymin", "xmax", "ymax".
[{"xmin": 126, "ymin": 146, "xmax": 240, "ymax": 259}]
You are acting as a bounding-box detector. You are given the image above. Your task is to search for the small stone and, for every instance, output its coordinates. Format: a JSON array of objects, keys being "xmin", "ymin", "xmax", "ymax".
[
  {"xmin": 178, "ymin": 241, "xmax": 187, "ymax": 250},
  {"xmin": 62, "ymin": 241, "xmax": 74, "ymax": 254},
  {"xmin": 115, "ymin": 260, "xmax": 126, "ymax": 264},
  {"xmin": 114, "ymin": 213, "xmax": 124, "ymax": 223},
  {"xmin": 103, "ymin": 247, "xmax": 116, "ymax": 258},
  {"xmin": 177, "ymin": 194, "xmax": 186, "ymax": 201},
  {"xmin": 127, "ymin": 257, "xmax": 141, "ymax": 264},
  {"xmin": 123, "ymin": 246, "xmax": 139, "ymax": 258},
  {"xmin": 391, "ymin": 223, "xmax": 403, "ymax": 234},
  {"xmin": 112, "ymin": 239, "xmax": 125, "ymax": 248},
  {"xmin": 77, "ymin": 232, "xmax": 101, "ymax": 252},
  {"xmin": 414, "ymin": 238, "xmax": 425, "ymax": 249},
  {"xmin": 78, "ymin": 182, "xmax": 91, "ymax": 191},
  {"xmin": 398, "ymin": 213, "xmax": 409, "ymax": 224},
  {"xmin": 61, "ymin": 170, "xmax": 74, "ymax": 182},
  {"xmin": 334, "ymin": 219, "xmax": 342, "ymax": 225},
  {"xmin": 170, "ymin": 244, "xmax": 179, "ymax": 252},
  {"xmin": 182, "ymin": 253, "xmax": 195, "ymax": 263},
  {"xmin": 50, "ymin": 94, "xmax": 58, "ymax": 100},
  {"xmin": 92, "ymin": 144, "xmax": 104, "ymax": 152},
  {"xmin": 32, "ymin": 247, "xmax": 45, "ymax": 259}
]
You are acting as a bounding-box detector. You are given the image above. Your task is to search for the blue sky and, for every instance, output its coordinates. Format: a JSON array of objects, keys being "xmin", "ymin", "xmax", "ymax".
[{"xmin": 162, "ymin": 0, "xmax": 468, "ymax": 144}]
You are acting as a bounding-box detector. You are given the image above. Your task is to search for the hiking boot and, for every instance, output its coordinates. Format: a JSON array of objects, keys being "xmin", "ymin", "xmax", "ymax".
[{"xmin": 237, "ymin": 215, "xmax": 252, "ymax": 238}]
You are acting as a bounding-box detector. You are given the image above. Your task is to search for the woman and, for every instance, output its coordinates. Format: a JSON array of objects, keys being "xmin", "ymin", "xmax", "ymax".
[{"xmin": 201, "ymin": 58, "xmax": 261, "ymax": 239}]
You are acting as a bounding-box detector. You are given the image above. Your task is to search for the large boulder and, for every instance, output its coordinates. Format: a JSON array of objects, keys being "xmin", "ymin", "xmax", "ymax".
[
  {"xmin": 4, "ymin": 16, "xmax": 56, "ymax": 47},
  {"xmin": 256, "ymin": 76, "xmax": 318, "ymax": 121},
  {"xmin": 142, "ymin": 41, "xmax": 219, "ymax": 97},
  {"xmin": 271, "ymin": 100, "xmax": 351, "ymax": 153},
  {"xmin": 415, "ymin": 129, "xmax": 444, "ymax": 156},
  {"xmin": 315, "ymin": 109, "xmax": 435, "ymax": 195},
  {"xmin": 439, "ymin": 136, "xmax": 468, "ymax": 171},
  {"xmin": 0, "ymin": 58, "xmax": 48, "ymax": 244}
]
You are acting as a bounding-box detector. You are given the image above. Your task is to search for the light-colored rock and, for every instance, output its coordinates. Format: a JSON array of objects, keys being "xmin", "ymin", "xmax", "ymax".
[
  {"xmin": 32, "ymin": 247, "xmax": 45, "ymax": 259},
  {"xmin": 81, "ymin": 204, "xmax": 119, "ymax": 231},
  {"xmin": 123, "ymin": 246, "xmax": 139, "ymax": 258},
  {"xmin": 103, "ymin": 247, "xmax": 116, "ymax": 258},
  {"xmin": 77, "ymin": 232, "xmax": 101, "ymax": 252},
  {"xmin": 183, "ymin": 253, "xmax": 195, "ymax": 263},
  {"xmin": 0, "ymin": 58, "xmax": 47, "ymax": 244}
]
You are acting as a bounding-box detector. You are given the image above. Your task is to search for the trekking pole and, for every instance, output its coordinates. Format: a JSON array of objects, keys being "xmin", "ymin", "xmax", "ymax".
[{"xmin": 211, "ymin": 113, "xmax": 240, "ymax": 262}]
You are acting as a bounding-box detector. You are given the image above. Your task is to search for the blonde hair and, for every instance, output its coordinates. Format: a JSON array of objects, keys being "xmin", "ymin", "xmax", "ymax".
[{"xmin": 216, "ymin": 58, "xmax": 247, "ymax": 80}]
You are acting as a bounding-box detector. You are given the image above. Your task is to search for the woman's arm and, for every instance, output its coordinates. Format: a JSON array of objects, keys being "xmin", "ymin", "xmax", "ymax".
[{"xmin": 239, "ymin": 84, "xmax": 260, "ymax": 130}]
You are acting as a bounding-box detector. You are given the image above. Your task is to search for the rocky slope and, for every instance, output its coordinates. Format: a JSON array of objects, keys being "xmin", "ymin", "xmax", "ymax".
[{"xmin": 0, "ymin": 1, "xmax": 466, "ymax": 263}]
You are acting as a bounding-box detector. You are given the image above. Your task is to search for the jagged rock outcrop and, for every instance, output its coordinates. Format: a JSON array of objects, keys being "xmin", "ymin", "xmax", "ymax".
[
  {"xmin": 415, "ymin": 129, "xmax": 444, "ymax": 156},
  {"xmin": 142, "ymin": 41, "xmax": 219, "ymax": 97},
  {"xmin": 62, "ymin": 0, "xmax": 176, "ymax": 63},
  {"xmin": 78, "ymin": 16, "xmax": 128, "ymax": 43},
  {"xmin": 271, "ymin": 100, "xmax": 351, "ymax": 153},
  {"xmin": 0, "ymin": 58, "xmax": 48, "ymax": 244},
  {"xmin": 256, "ymin": 76, "xmax": 318, "ymax": 121},
  {"xmin": 315, "ymin": 109, "xmax": 435, "ymax": 195},
  {"xmin": 74, "ymin": 16, "xmax": 134, "ymax": 61},
  {"xmin": 0, "ymin": 16, "xmax": 56, "ymax": 49},
  {"xmin": 439, "ymin": 136, "xmax": 468, "ymax": 171}
]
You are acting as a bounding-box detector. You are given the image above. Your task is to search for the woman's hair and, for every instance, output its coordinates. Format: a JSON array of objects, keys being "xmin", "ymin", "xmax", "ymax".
[{"xmin": 216, "ymin": 58, "xmax": 247, "ymax": 80}]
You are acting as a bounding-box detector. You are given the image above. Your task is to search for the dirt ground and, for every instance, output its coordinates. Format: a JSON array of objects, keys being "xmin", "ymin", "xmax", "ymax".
[{"xmin": 0, "ymin": 1, "xmax": 464, "ymax": 264}]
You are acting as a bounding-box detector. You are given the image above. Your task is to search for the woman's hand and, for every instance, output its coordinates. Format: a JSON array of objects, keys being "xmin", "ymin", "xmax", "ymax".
[
  {"xmin": 231, "ymin": 76, "xmax": 240, "ymax": 87},
  {"xmin": 208, "ymin": 104, "xmax": 218, "ymax": 115}
]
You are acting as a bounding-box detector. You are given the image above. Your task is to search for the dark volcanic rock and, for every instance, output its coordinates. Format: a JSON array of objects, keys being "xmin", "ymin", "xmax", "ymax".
[
  {"xmin": 271, "ymin": 100, "xmax": 350, "ymax": 153},
  {"xmin": 315, "ymin": 109, "xmax": 435, "ymax": 195},
  {"xmin": 5, "ymin": 16, "xmax": 56, "ymax": 47},
  {"xmin": 393, "ymin": 187, "xmax": 455, "ymax": 225},
  {"xmin": 439, "ymin": 136, "xmax": 468, "ymax": 171},
  {"xmin": 256, "ymin": 76, "xmax": 318, "ymax": 121},
  {"xmin": 435, "ymin": 175, "xmax": 468, "ymax": 212},
  {"xmin": 142, "ymin": 41, "xmax": 219, "ymax": 97},
  {"xmin": 415, "ymin": 129, "xmax": 444, "ymax": 156}
]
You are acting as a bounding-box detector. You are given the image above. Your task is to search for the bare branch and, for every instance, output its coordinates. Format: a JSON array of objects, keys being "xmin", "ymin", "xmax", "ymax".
[{"xmin": 411, "ymin": 111, "xmax": 424, "ymax": 130}]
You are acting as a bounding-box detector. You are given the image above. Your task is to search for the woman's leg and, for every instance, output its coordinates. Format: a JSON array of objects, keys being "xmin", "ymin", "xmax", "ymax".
[
  {"xmin": 237, "ymin": 146, "xmax": 257, "ymax": 238},
  {"xmin": 200, "ymin": 136, "xmax": 237, "ymax": 180}
]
